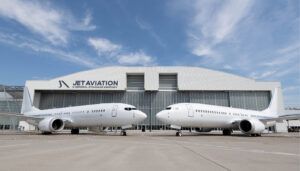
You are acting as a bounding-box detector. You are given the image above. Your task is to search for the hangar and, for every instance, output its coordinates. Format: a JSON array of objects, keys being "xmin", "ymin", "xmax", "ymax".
[{"xmin": 21, "ymin": 66, "xmax": 289, "ymax": 131}]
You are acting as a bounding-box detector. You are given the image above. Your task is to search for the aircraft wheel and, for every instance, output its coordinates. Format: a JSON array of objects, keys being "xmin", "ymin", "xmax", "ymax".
[
  {"xmin": 42, "ymin": 131, "xmax": 52, "ymax": 135},
  {"xmin": 176, "ymin": 131, "xmax": 182, "ymax": 137},
  {"xmin": 71, "ymin": 128, "xmax": 79, "ymax": 134},
  {"xmin": 222, "ymin": 129, "xmax": 232, "ymax": 136},
  {"xmin": 121, "ymin": 131, "xmax": 127, "ymax": 136}
]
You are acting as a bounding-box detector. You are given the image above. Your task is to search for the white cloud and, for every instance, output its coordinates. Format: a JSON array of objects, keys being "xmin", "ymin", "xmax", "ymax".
[
  {"xmin": 191, "ymin": 44, "xmax": 215, "ymax": 57},
  {"xmin": 0, "ymin": 0, "xmax": 95, "ymax": 45},
  {"xmin": 261, "ymin": 43, "xmax": 300, "ymax": 67},
  {"xmin": 136, "ymin": 17, "xmax": 166, "ymax": 47},
  {"xmin": 278, "ymin": 43, "xmax": 300, "ymax": 54},
  {"xmin": 88, "ymin": 37, "xmax": 155, "ymax": 66},
  {"xmin": 187, "ymin": 0, "xmax": 253, "ymax": 57},
  {"xmin": 70, "ymin": 11, "xmax": 96, "ymax": 31},
  {"xmin": 117, "ymin": 50, "xmax": 155, "ymax": 66},
  {"xmin": 223, "ymin": 65, "xmax": 233, "ymax": 70},
  {"xmin": 88, "ymin": 38, "xmax": 122, "ymax": 56},
  {"xmin": 0, "ymin": 32, "xmax": 98, "ymax": 68},
  {"xmin": 213, "ymin": 0, "xmax": 253, "ymax": 43},
  {"xmin": 249, "ymin": 70, "xmax": 277, "ymax": 80}
]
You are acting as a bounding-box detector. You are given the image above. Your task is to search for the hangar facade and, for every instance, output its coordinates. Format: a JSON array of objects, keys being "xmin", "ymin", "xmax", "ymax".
[{"xmin": 23, "ymin": 66, "xmax": 286, "ymax": 131}]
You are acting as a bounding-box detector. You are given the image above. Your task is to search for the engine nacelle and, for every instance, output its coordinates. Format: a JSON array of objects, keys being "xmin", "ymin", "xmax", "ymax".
[
  {"xmin": 239, "ymin": 119, "xmax": 265, "ymax": 134},
  {"xmin": 38, "ymin": 117, "xmax": 65, "ymax": 132}
]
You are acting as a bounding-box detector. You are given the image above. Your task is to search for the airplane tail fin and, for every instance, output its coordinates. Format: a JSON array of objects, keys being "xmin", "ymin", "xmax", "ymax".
[
  {"xmin": 21, "ymin": 87, "xmax": 38, "ymax": 114},
  {"xmin": 262, "ymin": 87, "xmax": 284, "ymax": 116}
]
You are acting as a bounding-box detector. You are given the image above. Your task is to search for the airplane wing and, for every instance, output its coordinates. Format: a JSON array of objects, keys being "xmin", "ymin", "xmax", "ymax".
[
  {"xmin": 0, "ymin": 112, "xmax": 42, "ymax": 120},
  {"xmin": 228, "ymin": 115, "xmax": 300, "ymax": 125},
  {"xmin": 257, "ymin": 113, "xmax": 300, "ymax": 122},
  {"xmin": 277, "ymin": 114, "xmax": 300, "ymax": 121},
  {"xmin": 0, "ymin": 113, "xmax": 73, "ymax": 126}
]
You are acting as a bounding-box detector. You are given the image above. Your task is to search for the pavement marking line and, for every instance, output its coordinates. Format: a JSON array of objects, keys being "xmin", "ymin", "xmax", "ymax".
[
  {"xmin": 0, "ymin": 143, "xmax": 30, "ymax": 149},
  {"xmin": 221, "ymin": 148, "xmax": 300, "ymax": 157},
  {"xmin": 169, "ymin": 140, "xmax": 300, "ymax": 157},
  {"xmin": 84, "ymin": 136, "xmax": 300, "ymax": 158},
  {"xmin": 176, "ymin": 143, "xmax": 231, "ymax": 171},
  {"xmin": 0, "ymin": 142, "xmax": 98, "ymax": 161}
]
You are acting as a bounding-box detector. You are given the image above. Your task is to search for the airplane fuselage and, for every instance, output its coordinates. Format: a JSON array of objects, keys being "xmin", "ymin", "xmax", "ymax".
[
  {"xmin": 25, "ymin": 103, "xmax": 147, "ymax": 128},
  {"xmin": 156, "ymin": 103, "xmax": 276, "ymax": 129}
]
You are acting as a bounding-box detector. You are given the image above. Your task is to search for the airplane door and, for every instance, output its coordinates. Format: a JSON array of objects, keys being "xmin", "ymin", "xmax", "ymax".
[
  {"xmin": 111, "ymin": 105, "xmax": 118, "ymax": 117},
  {"xmin": 187, "ymin": 105, "xmax": 194, "ymax": 117},
  {"xmin": 133, "ymin": 110, "xmax": 136, "ymax": 118}
]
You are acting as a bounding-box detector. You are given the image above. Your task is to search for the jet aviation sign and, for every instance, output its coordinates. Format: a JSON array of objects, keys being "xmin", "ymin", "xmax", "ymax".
[{"xmin": 58, "ymin": 80, "xmax": 119, "ymax": 89}]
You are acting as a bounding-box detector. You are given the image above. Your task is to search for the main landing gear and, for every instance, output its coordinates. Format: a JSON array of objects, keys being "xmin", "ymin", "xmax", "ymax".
[
  {"xmin": 121, "ymin": 130, "xmax": 127, "ymax": 136},
  {"xmin": 71, "ymin": 128, "xmax": 80, "ymax": 134},
  {"xmin": 251, "ymin": 134, "xmax": 261, "ymax": 137},
  {"xmin": 222, "ymin": 129, "xmax": 232, "ymax": 136},
  {"xmin": 176, "ymin": 130, "xmax": 182, "ymax": 137}
]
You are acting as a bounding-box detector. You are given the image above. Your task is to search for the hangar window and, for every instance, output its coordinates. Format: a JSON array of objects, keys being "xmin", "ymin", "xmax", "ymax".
[
  {"xmin": 159, "ymin": 74, "xmax": 177, "ymax": 90},
  {"xmin": 127, "ymin": 74, "xmax": 144, "ymax": 90}
]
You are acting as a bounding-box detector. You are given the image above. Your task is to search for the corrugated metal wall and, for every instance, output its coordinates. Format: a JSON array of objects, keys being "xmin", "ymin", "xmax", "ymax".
[
  {"xmin": 0, "ymin": 86, "xmax": 23, "ymax": 130},
  {"xmin": 38, "ymin": 90, "xmax": 270, "ymax": 130}
]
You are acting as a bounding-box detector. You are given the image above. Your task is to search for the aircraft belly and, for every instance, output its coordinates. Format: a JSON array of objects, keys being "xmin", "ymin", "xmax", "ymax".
[
  {"xmin": 178, "ymin": 115, "xmax": 232, "ymax": 128},
  {"xmin": 71, "ymin": 113, "xmax": 100, "ymax": 127}
]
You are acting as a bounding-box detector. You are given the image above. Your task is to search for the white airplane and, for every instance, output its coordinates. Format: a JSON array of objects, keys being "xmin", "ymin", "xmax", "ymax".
[
  {"xmin": 156, "ymin": 88, "xmax": 300, "ymax": 136},
  {"xmin": 16, "ymin": 88, "xmax": 147, "ymax": 135}
]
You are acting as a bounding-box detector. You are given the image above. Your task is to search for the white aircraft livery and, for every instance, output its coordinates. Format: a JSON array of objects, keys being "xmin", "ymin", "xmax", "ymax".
[
  {"xmin": 156, "ymin": 88, "xmax": 300, "ymax": 136},
  {"xmin": 18, "ymin": 88, "xmax": 147, "ymax": 135}
]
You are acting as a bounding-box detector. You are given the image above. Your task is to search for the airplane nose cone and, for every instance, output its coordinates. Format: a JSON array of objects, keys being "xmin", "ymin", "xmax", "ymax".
[
  {"xmin": 156, "ymin": 111, "xmax": 165, "ymax": 121},
  {"xmin": 136, "ymin": 111, "xmax": 147, "ymax": 121}
]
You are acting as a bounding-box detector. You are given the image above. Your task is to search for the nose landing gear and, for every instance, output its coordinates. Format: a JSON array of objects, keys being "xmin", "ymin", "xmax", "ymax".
[
  {"xmin": 121, "ymin": 130, "xmax": 127, "ymax": 136},
  {"xmin": 176, "ymin": 130, "xmax": 182, "ymax": 136}
]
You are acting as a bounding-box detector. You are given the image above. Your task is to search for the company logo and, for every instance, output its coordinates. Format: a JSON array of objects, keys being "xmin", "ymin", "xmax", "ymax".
[
  {"xmin": 58, "ymin": 80, "xmax": 69, "ymax": 88},
  {"xmin": 58, "ymin": 80, "xmax": 118, "ymax": 89}
]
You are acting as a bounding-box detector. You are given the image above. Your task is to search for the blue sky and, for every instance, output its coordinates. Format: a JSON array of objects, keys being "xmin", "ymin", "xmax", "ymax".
[{"xmin": 0, "ymin": 0, "xmax": 299, "ymax": 106}]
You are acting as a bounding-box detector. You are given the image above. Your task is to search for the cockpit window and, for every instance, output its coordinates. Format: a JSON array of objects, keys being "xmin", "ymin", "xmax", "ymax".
[
  {"xmin": 125, "ymin": 107, "xmax": 137, "ymax": 111},
  {"xmin": 165, "ymin": 107, "xmax": 171, "ymax": 110}
]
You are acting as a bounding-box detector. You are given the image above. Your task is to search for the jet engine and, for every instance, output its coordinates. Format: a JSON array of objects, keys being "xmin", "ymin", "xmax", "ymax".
[
  {"xmin": 38, "ymin": 117, "xmax": 65, "ymax": 132},
  {"xmin": 239, "ymin": 119, "xmax": 265, "ymax": 134}
]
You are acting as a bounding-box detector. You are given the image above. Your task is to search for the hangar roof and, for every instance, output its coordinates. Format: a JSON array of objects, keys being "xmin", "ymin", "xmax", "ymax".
[{"xmin": 25, "ymin": 66, "xmax": 280, "ymax": 91}]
